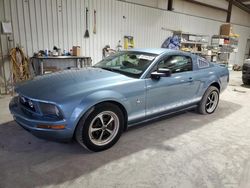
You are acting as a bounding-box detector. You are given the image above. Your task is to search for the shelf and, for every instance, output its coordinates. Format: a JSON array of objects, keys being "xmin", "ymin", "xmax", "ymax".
[
  {"xmin": 212, "ymin": 35, "xmax": 239, "ymax": 39},
  {"xmin": 191, "ymin": 51, "xmax": 203, "ymax": 54},
  {"xmin": 203, "ymin": 54, "xmax": 217, "ymax": 56},
  {"xmin": 181, "ymin": 41, "xmax": 208, "ymax": 45},
  {"xmin": 218, "ymin": 52, "xmax": 231, "ymax": 54},
  {"xmin": 181, "ymin": 50, "xmax": 205, "ymax": 54},
  {"xmin": 212, "ymin": 44, "xmax": 234, "ymax": 46},
  {"xmin": 174, "ymin": 31, "xmax": 209, "ymax": 37}
]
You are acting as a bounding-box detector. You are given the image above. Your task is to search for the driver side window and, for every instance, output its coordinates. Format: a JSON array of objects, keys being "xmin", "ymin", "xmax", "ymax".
[{"xmin": 158, "ymin": 55, "xmax": 192, "ymax": 73}]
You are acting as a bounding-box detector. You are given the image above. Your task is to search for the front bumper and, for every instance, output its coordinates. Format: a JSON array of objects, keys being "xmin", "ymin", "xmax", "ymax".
[{"xmin": 9, "ymin": 97, "xmax": 73, "ymax": 142}]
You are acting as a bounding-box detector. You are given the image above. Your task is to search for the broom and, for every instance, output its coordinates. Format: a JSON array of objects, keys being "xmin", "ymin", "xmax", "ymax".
[
  {"xmin": 84, "ymin": 8, "xmax": 90, "ymax": 38},
  {"xmin": 93, "ymin": 10, "xmax": 97, "ymax": 34}
]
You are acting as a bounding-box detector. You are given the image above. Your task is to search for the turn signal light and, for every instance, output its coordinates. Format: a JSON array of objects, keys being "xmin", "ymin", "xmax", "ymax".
[{"xmin": 37, "ymin": 124, "xmax": 65, "ymax": 129}]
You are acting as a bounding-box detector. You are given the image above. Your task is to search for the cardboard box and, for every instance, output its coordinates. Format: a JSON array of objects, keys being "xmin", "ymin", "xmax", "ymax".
[
  {"xmin": 220, "ymin": 23, "xmax": 232, "ymax": 36},
  {"xmin": 73, "ymin": 46, "xmax": 81, "ymax": 56}
]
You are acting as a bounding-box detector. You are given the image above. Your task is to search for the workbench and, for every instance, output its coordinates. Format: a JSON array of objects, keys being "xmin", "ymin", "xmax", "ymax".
[{"xmin": 31, "ymin": 56, "xmax": 92, "ymax": 75}]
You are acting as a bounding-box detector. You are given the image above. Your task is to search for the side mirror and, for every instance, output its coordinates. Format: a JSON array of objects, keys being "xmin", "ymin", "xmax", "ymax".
[{"xmin": 151, "ymin": 68, "xmax": 171, "ymax": 80}]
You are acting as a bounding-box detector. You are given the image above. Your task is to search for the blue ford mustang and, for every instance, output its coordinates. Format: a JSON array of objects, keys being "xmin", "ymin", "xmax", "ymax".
[{"xmin": 9, "ymin": 48, "xmax": 229, "ymax": 151}]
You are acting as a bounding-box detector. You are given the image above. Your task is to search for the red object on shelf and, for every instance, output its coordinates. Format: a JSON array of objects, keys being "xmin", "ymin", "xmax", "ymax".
[{"xmin": 224, "ymin": 39, "xmax": 229, "ymax": 44}]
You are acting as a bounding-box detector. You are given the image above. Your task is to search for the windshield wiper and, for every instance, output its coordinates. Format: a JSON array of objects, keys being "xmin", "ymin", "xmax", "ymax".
[
  {"xmin": 94, "ymin": 66, "xmax": 138, "ymax": 78},
  {"xmin": 96, "ymin": 67, "xmax": 119, "ymax": 73}
]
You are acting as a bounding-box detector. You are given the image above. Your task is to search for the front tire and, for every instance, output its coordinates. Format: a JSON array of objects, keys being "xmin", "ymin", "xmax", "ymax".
[
  {"xmin": 198, "ymin": 86, "xmax": 219, "ymax": 115},
  {"xmin": 75, "ymin": 103, "xmax": 124, "ymax": 152}
]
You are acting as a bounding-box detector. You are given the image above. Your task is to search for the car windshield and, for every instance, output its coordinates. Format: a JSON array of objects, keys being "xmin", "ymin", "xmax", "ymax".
[{"xmin": 94, "ymin": 51, "xmax": 157, "ymax": 78}]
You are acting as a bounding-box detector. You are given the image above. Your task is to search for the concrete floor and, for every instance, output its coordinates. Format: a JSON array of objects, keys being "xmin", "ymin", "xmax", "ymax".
[{"xmin": 1, "ymin": 71, "xmax": 250, "ymax": 188}]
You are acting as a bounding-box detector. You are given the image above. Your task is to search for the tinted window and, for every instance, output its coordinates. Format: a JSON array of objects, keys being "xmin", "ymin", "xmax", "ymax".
[
  {"xmin": 158, "ymin": 55, "xmax": 192, "ymax": 73},
  {"xmin": 197, "ymin": 58, "xmax": 210, "ymax": 68}
]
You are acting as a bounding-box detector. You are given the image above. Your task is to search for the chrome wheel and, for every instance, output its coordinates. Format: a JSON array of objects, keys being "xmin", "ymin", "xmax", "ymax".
[
  {"xmin": 88, "ymin": 111, "xmax": 119, "ymax": 146},
  {"xmin": 205, "ymin": 91, "xmax": 219, "ymax": 113}
]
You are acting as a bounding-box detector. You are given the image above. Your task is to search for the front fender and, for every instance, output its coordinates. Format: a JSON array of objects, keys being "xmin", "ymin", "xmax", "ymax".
[{"xmin": 69, "ymin": 90, "xmax": 128, "ymax": 129}]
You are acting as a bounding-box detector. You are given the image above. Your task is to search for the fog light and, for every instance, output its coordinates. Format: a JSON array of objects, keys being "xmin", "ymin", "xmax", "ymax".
[{"xmin": 37, "ymin": 124, "xmax": 65, "ymax": 129}]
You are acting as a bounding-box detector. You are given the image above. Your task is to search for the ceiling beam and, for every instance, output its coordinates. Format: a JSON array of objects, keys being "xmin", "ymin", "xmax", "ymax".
[
  {"xmin": 184, "ymin": 0, "xmax": 228, "ymax": 12},
  {"xmin": 187, "ymin": 0, "xmax": 250, "ymax": 14},
  {"xmin": 225, "ymin": 0, "xmax": 250, "ymax": 13},
  {"xmin": 233, "ymin": 0, "xmax": 250, "ymax": 13},
  {"xmin": 237, "ymin": 0, "xmax": 250, "ymax": 2}
]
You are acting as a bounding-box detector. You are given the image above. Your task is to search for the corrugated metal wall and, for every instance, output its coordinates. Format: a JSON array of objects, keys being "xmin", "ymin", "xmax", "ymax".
[{"xmin": 1, "ymin": 0, "xmax": 250, "ymax": 65}]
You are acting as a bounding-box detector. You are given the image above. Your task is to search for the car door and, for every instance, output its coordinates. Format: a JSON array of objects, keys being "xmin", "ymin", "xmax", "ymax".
[{"xmin": 145, "ymin": 55, "xmax": 200, "ymax": 117}]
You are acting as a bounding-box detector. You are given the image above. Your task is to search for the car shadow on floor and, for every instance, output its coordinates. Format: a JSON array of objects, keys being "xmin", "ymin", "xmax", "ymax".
[
  {"xmin": 0, "ymin": 99, "xmax": 241, "ymax": 187},
  {"xmin": 241, "ymin": 84, "xmax": 250, "ymax": 89}
]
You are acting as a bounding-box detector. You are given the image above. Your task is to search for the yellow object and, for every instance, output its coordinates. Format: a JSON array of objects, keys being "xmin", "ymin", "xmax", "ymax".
[
  {"xmin": 229, "ymin": 33, "xmax": 240, "ymax": 38},
  {"xmin": 181, "ymin": 47, "xmax": 191, "ymax": 52},
  {"xmin": 124, "ymin": 36, "xmax": 135, "ymax": 49}
]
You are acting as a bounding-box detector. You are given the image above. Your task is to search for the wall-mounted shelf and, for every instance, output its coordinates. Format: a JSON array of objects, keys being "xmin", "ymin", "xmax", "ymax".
[
  {"xmin": 181, "ymin": 41, "xmax": 208, "ymax": 45},
  {"xmin": 173, "ymin": 31, "xmax": 209, "ymax": 55}
]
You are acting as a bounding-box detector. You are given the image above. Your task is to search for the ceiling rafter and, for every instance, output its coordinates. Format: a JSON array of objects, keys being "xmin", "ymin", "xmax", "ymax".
[
  {"xmin": 226, "ymin": 0, "xmax": 250, "ymax": 13},
  {"xmin": 184, "ymin": 0, "xmax": 228, "ymax": 12},
  {"xmin": 184, "ymin": 0, "xmax": 250, "ymax": 13}
]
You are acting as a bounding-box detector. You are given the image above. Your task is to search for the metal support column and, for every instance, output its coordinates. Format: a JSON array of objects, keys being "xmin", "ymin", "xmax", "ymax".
[
  {"xmin": 168, "ymin": 0, "xmax": 173, "ymax": 11},
  {"xmin": 227, "ymin": 0, "xmax": 233, "ymax": 23}
]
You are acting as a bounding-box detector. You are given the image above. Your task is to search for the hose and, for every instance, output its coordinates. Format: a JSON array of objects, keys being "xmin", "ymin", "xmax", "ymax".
[{"xmin": 10, "ymin": 47, "xmax": 30, "ymax": 83}]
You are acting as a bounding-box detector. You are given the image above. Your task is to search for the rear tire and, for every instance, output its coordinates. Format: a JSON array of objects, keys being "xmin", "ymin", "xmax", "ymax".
[
  {"xmin": 243, "ymin": 79, "xmax": 250, "ymax": 85},
  {"xmin": 198, "ymin": 86, "xmax": 219, "ymax": 115},
  {"xmin": 75, "ymin": 103, "xmax": 124, "ymax": 152}
]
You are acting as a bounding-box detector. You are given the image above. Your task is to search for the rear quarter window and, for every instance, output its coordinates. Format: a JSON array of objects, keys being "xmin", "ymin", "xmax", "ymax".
[{"xmin": 197, "ymin": 58, "xmax": 210, "ymax": 69}]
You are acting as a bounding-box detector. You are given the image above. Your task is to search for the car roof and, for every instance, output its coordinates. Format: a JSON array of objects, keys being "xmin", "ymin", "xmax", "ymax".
[{"xmin": 127, "ymin": 48, "xmax": 178, "ymax": 55}]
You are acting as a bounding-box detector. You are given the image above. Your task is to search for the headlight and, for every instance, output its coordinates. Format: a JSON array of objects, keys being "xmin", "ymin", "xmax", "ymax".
[
  {"xmin": 39, "ymin": 103, "xmax": 62, "ymax": 119},
  {"xmin": 28, "ymin": 100, "xmax": 34, "ymax": 108},
  {"xmin": 19, "ymin": 95, "xmax": 36, "ymax": 112}
]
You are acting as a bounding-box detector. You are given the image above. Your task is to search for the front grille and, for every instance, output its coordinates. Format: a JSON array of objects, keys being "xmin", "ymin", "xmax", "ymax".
[{"xmin": 19, "ymin": 95, "xmax": 36, "ymax": 112}]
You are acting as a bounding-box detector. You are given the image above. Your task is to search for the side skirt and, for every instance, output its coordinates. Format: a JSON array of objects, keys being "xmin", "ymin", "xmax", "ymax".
[{"xmin": 128, "ymin": 104, "xmax": 198, "ymax": 128}]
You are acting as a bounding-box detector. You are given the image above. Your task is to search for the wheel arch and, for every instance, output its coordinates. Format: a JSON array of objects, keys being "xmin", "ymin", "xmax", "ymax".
[
  {"xmin": 94, "ymin": 100, "xmax": 128, "ymax": 131},
  {"xmin": 209, "ymin": 82, "xmax": 221, "ymax": 92},
  {"xmin": 73, "ymin": 100, "xmax": 128, "ymax": 138}
]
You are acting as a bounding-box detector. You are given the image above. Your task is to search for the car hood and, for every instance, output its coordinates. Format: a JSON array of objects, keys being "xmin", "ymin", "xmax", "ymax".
[{"xmin": 16, "ymin": 67, "xmax": 133, "ymax": 102}]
